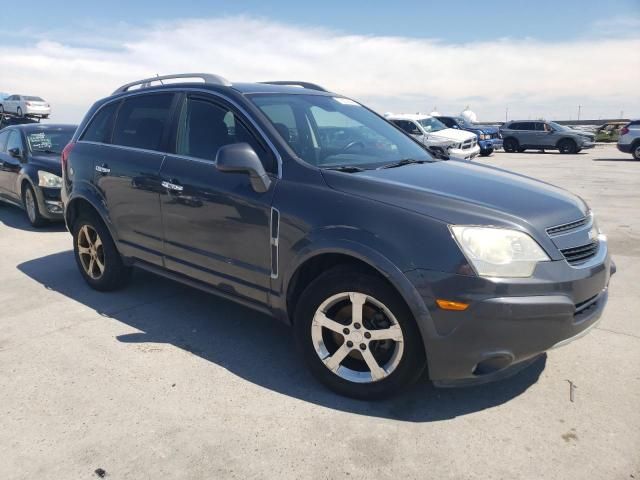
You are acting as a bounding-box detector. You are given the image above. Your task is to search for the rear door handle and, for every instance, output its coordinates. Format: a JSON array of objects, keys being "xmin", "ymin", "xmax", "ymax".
[
  {"xmin": 161, "ymin": 180, "xmax": 183, "ymax": 192},
  {"xmin": 95, "ymin": 164, "xmax": 110, "ymax": 174}
]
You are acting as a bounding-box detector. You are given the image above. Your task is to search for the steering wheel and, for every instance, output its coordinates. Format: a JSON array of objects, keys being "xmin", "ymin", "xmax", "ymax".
[{"xmin": 341, "ymin": 141, "xmax": 365, "ymax": 152}]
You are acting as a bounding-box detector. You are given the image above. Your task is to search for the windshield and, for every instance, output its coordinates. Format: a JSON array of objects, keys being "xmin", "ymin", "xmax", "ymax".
[
  {"xmin": 24, "ymin": 96, "xmax": 45, "ymax": 102},
  {"xmin": 549, "ymin": 121, "xmax": 569, "ymax": 131},
  {"xmin": 27, "ymin": 128, "xmax": 74, "ymax": 154},
  {"xmin": 417, "ymin": 117, "xmax": 447, "ymax": 132},
  {"xmin": 250, "ymin": 94, "xmax": 432, "ymax": 169}
]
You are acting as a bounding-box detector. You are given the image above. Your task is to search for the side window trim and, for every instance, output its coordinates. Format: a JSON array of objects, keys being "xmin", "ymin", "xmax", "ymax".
[{"xmin": 76, "ymin": 87, "xmax": 282, "ymax": 177}]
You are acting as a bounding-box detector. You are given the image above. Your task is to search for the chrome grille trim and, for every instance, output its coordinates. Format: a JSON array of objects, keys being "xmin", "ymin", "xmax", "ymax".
[
  {"xmin": 546, "ymin": 217, "xmax": 588, "ymax": 236},
  {"xmin": 560, "ymin": 240, "xmax": 599, "ymax": 265}
]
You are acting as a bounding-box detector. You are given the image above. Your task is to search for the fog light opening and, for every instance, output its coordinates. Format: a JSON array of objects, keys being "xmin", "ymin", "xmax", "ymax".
[{"xmin": 472, "ymin": 354, "xmax": 513, "ymax": 376}]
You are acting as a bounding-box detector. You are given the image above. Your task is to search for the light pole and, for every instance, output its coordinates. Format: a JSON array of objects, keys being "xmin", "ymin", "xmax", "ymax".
[{"xmin": 577, "ymin": 105, "xmax": 582, "ymax": 121}]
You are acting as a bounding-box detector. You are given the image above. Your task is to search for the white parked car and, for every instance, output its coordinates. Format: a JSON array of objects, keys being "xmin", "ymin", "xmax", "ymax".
[
  {"xmin": 0, "ymin": 95, "xmax": 51, "ymax": 118},
  {"xmin": 386, "ymin": 113, "xmax": 480, "ymax": 160}
]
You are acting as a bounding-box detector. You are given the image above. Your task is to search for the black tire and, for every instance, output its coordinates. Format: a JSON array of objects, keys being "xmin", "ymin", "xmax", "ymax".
[
  {"xmin": 558, "ymin": 138, "xmax": 577, "ymax": 154},
  {"xmin": 479, "ymin": 149, "xmax": 493, "ymax": 157},
  {"xmin": 294, "ymin": 267, "xmax": 426, "ymax": 399},
  {"xmin": 22, "ymin": 183, "xmax": 47, "ymax": 228},
  {"xmin": 632, "ymin": 143, "xmax": 640, "ymax": 161},
  {"xmin": 17, "ymin": 107, "xmax": 23, "ymax": 117},
  {"xmin": 72, "ymin": 213, "xmax": 131, "ymax": 291},
  {"xmin": 503, "ymin": 138, "xmax": 518, "ymax": 153},
  {"xmin": 517, "ymin": 147, "xmax": 526, "ymax": 153}
]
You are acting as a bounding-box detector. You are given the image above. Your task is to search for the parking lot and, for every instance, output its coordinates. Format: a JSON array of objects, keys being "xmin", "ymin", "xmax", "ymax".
[{"xmin": 0, "ymin": 144, "xmax": 638, "ymax": 479}]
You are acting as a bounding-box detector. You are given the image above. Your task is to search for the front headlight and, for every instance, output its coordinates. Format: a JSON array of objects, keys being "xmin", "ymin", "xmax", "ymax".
[
  {"xmin": 38, "ymin": 170, "xmax": 62, "ymax": 188},
  {"xmin": 450, "ymin": 226, "xmax": 550, "ymax": 277}
]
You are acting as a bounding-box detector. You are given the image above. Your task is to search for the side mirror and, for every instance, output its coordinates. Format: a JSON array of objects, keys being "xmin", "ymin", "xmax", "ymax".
[
  {"xmin": 215, "ymin": 143, "xmax": 272, "ymax": 193},
  {"xmin": 410, "ymin": 129, "xmax": 421, "ymax": 135},
  {"xmin": 8, "ymin": 147, "xmax": 22, "ymax": 159}
]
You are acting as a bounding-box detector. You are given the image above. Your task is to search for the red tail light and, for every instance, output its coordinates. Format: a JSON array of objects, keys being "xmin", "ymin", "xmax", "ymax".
[
  {"xmin": 61, "ymin": 142, "xmax": 76, "ymax": 173},
  {"xmin": 620, "ymin": 126, "xmax": 629, "ymax": 135}
]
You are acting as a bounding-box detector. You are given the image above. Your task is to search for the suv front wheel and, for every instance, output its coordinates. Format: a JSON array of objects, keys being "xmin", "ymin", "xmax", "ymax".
[
  {"xmin": 503, "ymin": 138, "xmax": 518, "ymax": 153},
  {"xmin": 72, "ymin": 214, "xmax": 131, "ymax": 291},
  {"xmin": 558, "ymin": 138, "xmax": 577, "ymax": 154},
  {"xmin": 294, "ymin": 267, "xmax": 426, "ymax": 399}
]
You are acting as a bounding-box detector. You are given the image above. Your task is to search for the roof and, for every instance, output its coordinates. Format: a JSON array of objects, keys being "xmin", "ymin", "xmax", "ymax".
[{"xmin": 7, "ymin": 123, "xmax": 77, "ymax": 132}]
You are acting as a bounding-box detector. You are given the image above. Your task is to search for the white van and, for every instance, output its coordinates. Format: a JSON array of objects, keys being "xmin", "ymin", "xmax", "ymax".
[{"xmin": 386, "ymin": 113, "xmax": 480, "ymax": 160}]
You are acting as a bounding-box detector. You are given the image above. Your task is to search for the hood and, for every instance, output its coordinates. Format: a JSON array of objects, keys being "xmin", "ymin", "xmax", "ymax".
[
  {"xmin": 430, "ymin": 128, "xmax": 476, "ymax": 142},
  {"xmin": 470, "ymin": 125, "xmax": 499, "ymax": 134},
  {"xmin": 30, "ymin": 153, "xmax": 62, "ymax": 175},
  {"xmin": 322, "ymin": 160, "xmax": 587, "ymax": 233}
]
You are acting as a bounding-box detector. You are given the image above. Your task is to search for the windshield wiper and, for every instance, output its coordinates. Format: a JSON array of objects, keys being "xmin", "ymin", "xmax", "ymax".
[
  {"xmin": 377, "ymin": 158, "xmax": 429, "ymax": 169},
  {"xmin": 325, "ymin": 165, "xmax": 365, "ymax": 173}
]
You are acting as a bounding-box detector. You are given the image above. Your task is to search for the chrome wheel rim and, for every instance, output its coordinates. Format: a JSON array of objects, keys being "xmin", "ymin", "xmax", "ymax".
[
  {"xmin": 25, "ymin": 189, "xmax": 36, "ymax": 222},
  {"xmin": 634, "ymin": 145, "xmax": 640, "ymax": 159},
  {"xmin": 77, "ymin": 225, "xmax": 105, "ymax": 279},
  {"xmin": 311, "ymin": 292, "xmax": 404, "ymax": 383}
]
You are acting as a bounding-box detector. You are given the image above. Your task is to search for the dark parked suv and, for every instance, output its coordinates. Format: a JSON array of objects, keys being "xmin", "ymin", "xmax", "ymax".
[
  {"xmin": 61, "ymin": 73, "xmax": 614, "ymax": 398},
  {"xmin": 500, "ymin": 120, "xmax": 595, "ymax": 154}
]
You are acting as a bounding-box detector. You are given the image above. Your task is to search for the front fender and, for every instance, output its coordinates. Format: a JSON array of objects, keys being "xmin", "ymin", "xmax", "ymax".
[{"xmin": 279, "ymin": 227, "xmax": 437, "ymax": 344}]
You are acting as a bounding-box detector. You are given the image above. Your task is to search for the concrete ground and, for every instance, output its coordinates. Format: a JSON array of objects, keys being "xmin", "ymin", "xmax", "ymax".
[{"xmin": 0, "ymin": 144, "xmax": 638, "ymax": 479}]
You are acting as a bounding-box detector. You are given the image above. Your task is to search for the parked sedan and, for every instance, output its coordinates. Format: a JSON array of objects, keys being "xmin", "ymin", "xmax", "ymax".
[
  {"xmin": 0, "ymin": 95, "xmax": 51, "ymax": 118},
  {"xmin": 0, "ymin": 124, "xmax": 76, "ymax": 226}
]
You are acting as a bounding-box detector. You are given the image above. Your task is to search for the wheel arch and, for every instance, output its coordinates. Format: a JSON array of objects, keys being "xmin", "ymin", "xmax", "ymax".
[
  {"xmin": 555, "ymin": 136, "xmax": 577, "ymax": 148},
  {"xmin": 282, "ymin": 242, "xmax": 435, "ymax": 346},
  {"xmin": 65, "ymin": 187, "xmax": 119, "ymax": 245}
]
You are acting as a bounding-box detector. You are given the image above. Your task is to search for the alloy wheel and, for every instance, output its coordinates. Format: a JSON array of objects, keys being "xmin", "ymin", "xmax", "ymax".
[
  {"xmin": 25, "ymin": 188, "xmax": 36, "ymax": 223},
  {"xmin": 311, "ymin": 292, "xmax": 404, "ymax": 383},
  {"xmin": 77, "ymin": 225, "xmax": 105, "ymax": 279}
]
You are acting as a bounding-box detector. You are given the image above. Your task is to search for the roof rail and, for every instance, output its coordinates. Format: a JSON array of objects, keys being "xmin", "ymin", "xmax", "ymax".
[
  {"xmin": 260, "ymin": 81, "xmax": 328, "ymax": 92},
  {"xmin": 112, "ymin": 73, "xmax": 232, "ymax": 95}
]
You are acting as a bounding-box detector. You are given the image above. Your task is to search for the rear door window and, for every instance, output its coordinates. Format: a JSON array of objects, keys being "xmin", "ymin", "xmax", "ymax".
[
  {"xmin": 112, "ymin": 93, "xmax": 174, "ymax": 151},
  {"xmin": 81, "ymin": 102, "xmax": 119, "ymax": 143}
]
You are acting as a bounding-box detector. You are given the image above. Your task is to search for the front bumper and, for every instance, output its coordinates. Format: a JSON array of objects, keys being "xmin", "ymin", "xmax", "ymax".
[
  {"xmin": 479, "ymin": 139, "xmax": 502, "ymax": 151},
  {"xmin": 579, "ymin": 140, "xmax": 596, "ymax": 149},
  {"xmin": 34, "ymin": 186, "xmax": 63, "ymax": 220},
  {"xmin": 405, "ymin": 240, "xmax": 614, "ymax": 386},
  {"xmin": 449, "ymin": 144, "xmax": 480, "ymax": 160}
]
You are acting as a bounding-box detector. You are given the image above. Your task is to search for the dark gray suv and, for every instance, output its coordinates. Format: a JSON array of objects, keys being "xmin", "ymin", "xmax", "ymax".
[
  {"xmin": 61, "ymin": 73, "xmax": 614, "ymax": 398},
  {"xmin": 501, "ymin": 120, "xmax": 596, "ymax": 154}
]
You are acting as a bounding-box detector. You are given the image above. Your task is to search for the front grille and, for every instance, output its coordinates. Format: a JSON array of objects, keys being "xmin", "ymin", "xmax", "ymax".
[
  {"xmin": 546, "ymin": 217, "xmax": 588, "ymax": 236},
  {"xmin": 560, "ymin": 240, "xmax": 599, "ymax": 265}
]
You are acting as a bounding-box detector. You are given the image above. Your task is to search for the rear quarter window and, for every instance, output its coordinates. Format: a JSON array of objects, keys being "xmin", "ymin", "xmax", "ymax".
[{"xmin": 81, "ymin": 102, "xmax": 119, "ymax": 143}]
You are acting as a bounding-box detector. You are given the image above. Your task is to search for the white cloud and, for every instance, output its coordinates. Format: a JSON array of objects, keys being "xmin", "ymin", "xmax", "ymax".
[{"xmin": 1, "ymin": 16, "xmax": 638, "ymax": 122}]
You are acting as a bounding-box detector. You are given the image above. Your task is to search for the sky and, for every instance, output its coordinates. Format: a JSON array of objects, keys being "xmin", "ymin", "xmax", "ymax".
[{"xmin": 1, "ymin": 0, "xmax": 639, "ymax": 123}]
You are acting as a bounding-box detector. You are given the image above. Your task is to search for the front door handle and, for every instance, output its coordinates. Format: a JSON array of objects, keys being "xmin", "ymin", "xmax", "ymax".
[
  {"xmin": 95, "ymin": 164, "xmax": 110, "ymax": 174},
  {"xmin": 161, "ymin": 180, "xmax": 184, "ymax": 192}
]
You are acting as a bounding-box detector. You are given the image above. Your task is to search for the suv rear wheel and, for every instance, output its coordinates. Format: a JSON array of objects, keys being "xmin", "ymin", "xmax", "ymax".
[
  {"xmin": 503, "ymin": 138, "xmax": 518, "ymax": 153},
  {"xmin": 558, "ymin": 138, "xmax": 577, "ymax": 154},
  {"xmin": 294, "ymin": 267, "xmax": 426, "ymax": 399},
  {"xmin": 72, "ymin": 214, "xmax": 131, "ymax": 291},
  {"xmin": 633, "ymin": 143, "xmax": 640, "ymax": 160}
]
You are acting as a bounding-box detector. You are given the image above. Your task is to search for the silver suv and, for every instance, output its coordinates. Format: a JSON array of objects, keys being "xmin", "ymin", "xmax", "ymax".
[
  {"xmin": 617, "ymin": 120, "xmax": 640, "ymax": 160},
  {"xmin": 500, "ymin": 120, "xmax": 595, "ymax": 154}
]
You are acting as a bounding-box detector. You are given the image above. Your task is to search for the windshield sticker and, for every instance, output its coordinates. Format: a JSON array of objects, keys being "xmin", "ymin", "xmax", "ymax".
[
  {"xmin": 334, "ymin": 97, "xmax": 359, "ymax": 106},
  {"xmin": 28, "ymin": 132, "xmax": 53, "ymax": 150}
]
